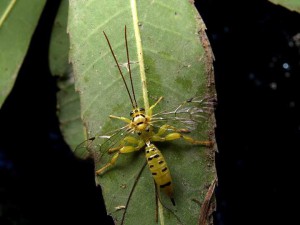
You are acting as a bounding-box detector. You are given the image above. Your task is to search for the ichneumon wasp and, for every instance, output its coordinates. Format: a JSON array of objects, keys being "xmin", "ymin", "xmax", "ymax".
[{"xmin": 75, "ymin": 25, "xmax": 215, "ymax": 206}]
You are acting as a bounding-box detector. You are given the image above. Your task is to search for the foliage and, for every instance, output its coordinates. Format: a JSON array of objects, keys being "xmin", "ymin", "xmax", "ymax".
[{"xmin": 2, "ymin": 0, "xmax": 218, "ymax": 224}]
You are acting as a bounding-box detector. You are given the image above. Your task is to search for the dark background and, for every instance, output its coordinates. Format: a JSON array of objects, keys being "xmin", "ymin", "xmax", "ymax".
[{"xmin": 0, "ymin": 0, "xmax": 299, "ymax": 225}]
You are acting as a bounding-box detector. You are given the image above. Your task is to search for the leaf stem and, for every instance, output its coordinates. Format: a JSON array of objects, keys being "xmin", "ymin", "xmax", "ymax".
[{"xmin": 130, "ymin": 0, "xmax": 149, "ymax": 112}]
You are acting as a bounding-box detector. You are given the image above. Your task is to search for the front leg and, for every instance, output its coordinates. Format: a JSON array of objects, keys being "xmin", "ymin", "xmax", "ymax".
[
  {"xmin": 109, "ymin": 115, "xmax": 131, "ymax": 124},
  {"xmin": 148, "ymin": 96, "xmax": 163, "ymax": 117}
]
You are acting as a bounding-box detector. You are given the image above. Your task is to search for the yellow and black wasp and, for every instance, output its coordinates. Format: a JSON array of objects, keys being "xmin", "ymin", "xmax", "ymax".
[{"xmin": 76, "ymin": 25, "xmax": 215, "ymax": 206}]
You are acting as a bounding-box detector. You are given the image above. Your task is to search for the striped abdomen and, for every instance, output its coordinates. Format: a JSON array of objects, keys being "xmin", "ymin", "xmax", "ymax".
[{"xmin": 145, "ymin": 143, "xmax": 175, "ymax": 205}]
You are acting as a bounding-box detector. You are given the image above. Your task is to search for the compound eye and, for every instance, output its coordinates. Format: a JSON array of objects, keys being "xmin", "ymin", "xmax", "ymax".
[
  {"xmin": 139, "ymin": 107, "xmax": 145, "ymax": 112},
  {"xmin": 130, "ymin": 111, "xmax": 134, "ymax": 117}
]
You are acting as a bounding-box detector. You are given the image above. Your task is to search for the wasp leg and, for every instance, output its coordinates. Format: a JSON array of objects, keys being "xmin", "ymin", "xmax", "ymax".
[
  {"xmin": 148, "ymin": 96, "xmax": 163, "ymax": 117},
  {"xmin": 109, "ymin": 115, "xmax": 131, "ymax": 124},
  {"xmin": 155, "ymin": 124, "xmax": 188, "ymax": 136},
  {"xmin": 151, "ymin": 124, "xmax": 212, "ymax": 146},
  {"xmin": 108, "ymin": 136, "xmax": 144, "ymax": 153},
  {"xmin": 96, "ymin": 138, "xmax": 145, "ymax": 175}
]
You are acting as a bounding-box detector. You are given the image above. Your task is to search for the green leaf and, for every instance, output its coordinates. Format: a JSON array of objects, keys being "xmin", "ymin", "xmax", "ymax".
[
  {"xmin": 68, "ymin": 0, "xmax": 216, "ymax": 224},
  {"xmin": 49, "ymin": 0, "xmax": 85, "ymax": 152},
  {"xmin": 268, "ymin": 0, "xmax": 300, "ymax": 13},
  {"xmin": 49, "ymin": 0, "xmax": 70, "ymax": 77},
  {"xmin": 0, "ymin": 0, "xmax": 46, "ymax": 108}
]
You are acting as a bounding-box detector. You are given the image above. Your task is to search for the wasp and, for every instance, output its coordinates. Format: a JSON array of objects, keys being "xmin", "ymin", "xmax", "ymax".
[{"xmin": 76, "ymin": 25, "xmax": 214, "ymax": 206}]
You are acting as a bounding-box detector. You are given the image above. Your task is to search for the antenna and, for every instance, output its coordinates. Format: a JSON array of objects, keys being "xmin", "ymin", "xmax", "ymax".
[
  {"xmin": 124, "ymin": 25, "xmax": 138, "ymax": 108},
  {"xmin": 103, "ymin": 30, "xmax": 135, "ymax": 108}
]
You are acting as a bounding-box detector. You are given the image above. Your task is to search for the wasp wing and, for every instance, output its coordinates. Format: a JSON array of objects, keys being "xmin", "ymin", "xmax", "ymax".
[
  {"xmin": 74, "ymin": 124, "xmax": 132, "ymax": 162},
  {"xmin": 151, "ymin": 95, "xmax": 216, "ymax": 132}
]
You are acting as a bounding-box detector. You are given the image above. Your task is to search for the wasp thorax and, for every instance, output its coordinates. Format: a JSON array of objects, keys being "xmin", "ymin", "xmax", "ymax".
[
  {"xmin": 130, "ymin": 108, "xmax": 149, "ymax": 132},
  {"xmin": 133, "ymin": 115, "xmax": 148, "ymax": 130}
]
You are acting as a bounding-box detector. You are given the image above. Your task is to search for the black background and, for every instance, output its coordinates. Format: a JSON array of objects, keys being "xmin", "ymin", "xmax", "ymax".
[{"xmin": 0, "ymin": 1, "xmax": 299, "ymax": 225}]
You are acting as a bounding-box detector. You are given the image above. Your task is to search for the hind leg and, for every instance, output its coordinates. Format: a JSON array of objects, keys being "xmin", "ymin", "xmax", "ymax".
[{"xmin": 151, "ymin": 124, "xmax": 212, "ymax": 146}]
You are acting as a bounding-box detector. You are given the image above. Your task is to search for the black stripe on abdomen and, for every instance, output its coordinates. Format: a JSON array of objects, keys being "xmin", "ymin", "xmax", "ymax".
[
  {"xmin": 160, "ymin": 181, "xmax": 172, "ymax": 188},
  {"xmin": 147, "ymin": 153, "xmax": 160, "ymax": 161}
]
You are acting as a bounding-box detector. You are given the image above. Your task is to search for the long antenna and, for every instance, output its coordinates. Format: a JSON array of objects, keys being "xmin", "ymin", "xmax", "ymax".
[
  {"xmin": 124, "ymin": 25, "xmax": 138, "ymax": 108},
  {"xmin": 103, "ymin": 30, "xmax": 135, "ymax": 108}
]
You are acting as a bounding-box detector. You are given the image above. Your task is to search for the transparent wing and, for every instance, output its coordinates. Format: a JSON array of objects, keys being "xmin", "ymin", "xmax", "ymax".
[
  {"xmin": 74, "ymin": 124, "xmax": 132, "ymax": 162},
  {"xmin": 151, "ymin": 95, "xmax": 216, "ymax": 131}
]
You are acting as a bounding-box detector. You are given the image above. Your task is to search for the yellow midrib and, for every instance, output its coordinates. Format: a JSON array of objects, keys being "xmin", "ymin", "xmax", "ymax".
[
  {"xmin": 130, "ymin": 1, "xmax": 165, "ymax": 224},
  {"xmin": 130, "ymin": 0, "xmax": 150, "ymax": 112},
  {"xmin": 0, "ymin": 0, "xmax": 16, "ymax": 28}
]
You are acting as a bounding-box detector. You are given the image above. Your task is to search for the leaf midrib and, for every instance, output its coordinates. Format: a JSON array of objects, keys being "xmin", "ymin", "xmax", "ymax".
[
  {"xmin": 130, "ymin": 0, "xmax": 149, "ymax": 111},
  {"xmin": 0, "ymin": 0, "xmax": 16, "ymax": 27}
]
